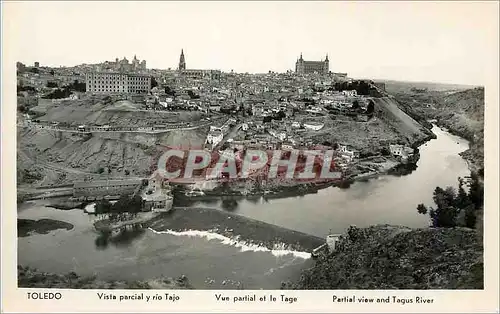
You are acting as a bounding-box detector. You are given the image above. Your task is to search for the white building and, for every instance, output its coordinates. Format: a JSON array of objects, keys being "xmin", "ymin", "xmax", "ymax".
[
  {"xmin": 303, "ymin": 122, "xmax": 325, "ymax": 131},
  {"xmin": 338, "ymin": 144, "xmax": 360, "ymax": 161},
  {"xmin": 85, "ymin": 72, "xmax": 151, "ymax": 94},
  {"xmin": 206, "ymin": 129, "xmax": 224, "ymax": 147},
  {"xmin": 326, "ymin": 234, "xmax": 342, "ymax": 252},
  {"xmin": 142, "ymin": 172, "xmax": 173, "ymax": 212},
  {"xmin": 342, "ymin": 90, "xmax": 357, "ymax": 97},
  {"xmin": 389, "ymin": 144, "xmax": 414, "ymax": 160}
]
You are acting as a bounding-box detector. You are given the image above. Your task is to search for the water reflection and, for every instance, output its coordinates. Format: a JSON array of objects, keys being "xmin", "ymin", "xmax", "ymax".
[
  {"xmin": 94, "ymin": 227, "xmax": 146, "ymax": 250},
  {"xmin": 387, "ymin": 162, "xmax": 418, "ymax": 176},
  {"xmin": 245, "ymin": 197, "xmax": 261, "ymax": 204},
  {"xmin": 94, "ymin": 233, "xmax": 109, "ymax": 250},
  {"xmin": 220, "ymin": 199, "xmax": 239, "ymax": 212}
]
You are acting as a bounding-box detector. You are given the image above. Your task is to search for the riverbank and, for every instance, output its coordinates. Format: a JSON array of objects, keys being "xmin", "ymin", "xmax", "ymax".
[
  {"xmin": 18, "ymin": 218, "xmax": 74, "ymax": 237},
  {"xmin": 146, "ymin": 207, "xmax": 325, "ymax": 253},
  {"xmin": 18, "ymin": 265, "xmax": 193, "ymax": 289},
  {"xmin": 46, "ymin": 199, "xmax": 88, "ymax": 210},
  {"xmin": 291, "ymin": 225, "xmax": 483, "ymax": 289},
  {"xmin": 392, "ymin": 87, "xmax": 484, "ymax": 175}
]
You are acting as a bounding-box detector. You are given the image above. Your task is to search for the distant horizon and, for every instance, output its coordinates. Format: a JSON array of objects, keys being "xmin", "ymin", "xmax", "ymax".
[
  {"xmin": 6, "ymin": 1, "xmax": 497, "ymax": 87},
  {"xmin": 18, "ymin": 58, "xmax": 483, "ymax": 88}
]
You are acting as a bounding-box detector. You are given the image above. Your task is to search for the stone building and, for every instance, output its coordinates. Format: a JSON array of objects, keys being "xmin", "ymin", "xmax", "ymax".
[
  {"xmin": 141, "ymin": 172, "xmax": 173, "ymax": 212},
  {"xmin": 295, "ymin": 53, "xmax": 329, "ymax": 75},
  {"xmin": 73, "ymin": 179, "xmax": 143, "ymax": 198},
  {"xmin": 103, "ymin": 55, "xmax": 147, "ymax": 73},
  {"xmin": 177, "ymin": 49, "xmax": 221, "ymax": 80},
  {"xmin": 85, "ymin": 72, "xmax": 151, "ymax": 94}
]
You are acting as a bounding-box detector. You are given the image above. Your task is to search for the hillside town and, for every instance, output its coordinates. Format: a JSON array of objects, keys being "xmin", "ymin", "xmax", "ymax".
[{"xmin": 16, "ymin": 50, "xmax": 425, "ymax": 216}]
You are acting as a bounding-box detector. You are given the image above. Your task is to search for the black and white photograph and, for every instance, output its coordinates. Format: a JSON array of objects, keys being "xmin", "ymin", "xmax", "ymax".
[{"xmin": 2, "ymin": 1, "xmax": 499, "ymax": 312}]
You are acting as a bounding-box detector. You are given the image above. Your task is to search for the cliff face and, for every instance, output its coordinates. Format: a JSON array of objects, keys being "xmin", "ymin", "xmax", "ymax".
[
  {"xmin": 295, "ymin": 225, "xmax": 483, "ymax": 289},
  {"xmin": 371, "ymin": 97, "xmax": 434, "ymax": 146}
]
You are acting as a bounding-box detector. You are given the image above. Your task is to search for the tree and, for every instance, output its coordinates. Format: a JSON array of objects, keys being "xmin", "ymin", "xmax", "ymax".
[
  {"xmin": 97, "ymin": 167, "xmax": 105, "ymax": 174},
  {"xmin": 380, "ymin": 147, "xmax": 391, "ymax": 156},
  {"xmin": 455, "ymin": 177, "xmax": 471, "ymax": 208},
  {"xmin": 46, "ymin": 82, "xmax": 58, "ymax": 88},
  {"xmin": 464, "ymin": 204, "xmax": 477, "ymax": 229},
  {"xmin": 67, "ymin": 80, "xmax": 86, "ymax": 92},
  {"xmin": 95, "ymin": 199, "xmax": 112, "ymax": 216},
  {"xmin": 417, "ymin": 176, "xmax": 482, "ymax": 229},
  {"xmin": 417, "ymin": 203, "xmax": 427, "ymax": 214},
  {"xmin": 468, "ymin": 172, "xmax": 483, "ymax": 208},
  {"xmin": 165, "ymin": 86, "xmax": 176, "ymax": 96},
  {"xmin": 276, "ymin": 110, "xmax": 286, "ymax": 120},
  {"xmin": 430, "ymin": 205, "xmax": 458, "ymax": 228},
  {"xmin": 151, "ymin": 77, "xmax": 158, "ymax": 89},
  {"xmin": 42, "ymin": 88, "xmax": 71, "ymax": 99},
  {"xmin": 366, "ymin": 101, "xmax": 375, "ymax": 114},
  {"xmin": 124, "ymin": 169, "xmax": 130, "ymax": 176}
]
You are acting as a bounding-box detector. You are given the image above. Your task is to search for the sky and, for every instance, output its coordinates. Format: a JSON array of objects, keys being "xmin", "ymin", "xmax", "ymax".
[{"xmin": 4, "ymin": 1, "xmax": 499, "ymax": 85}]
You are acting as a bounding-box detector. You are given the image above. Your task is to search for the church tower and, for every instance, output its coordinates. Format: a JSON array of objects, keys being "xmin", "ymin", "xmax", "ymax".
[
  {"xmin": 324, "ymin": 54, "xmax": 329, "ymax": 74},
  {"xmin": 179, "ymin": 49, "xmax": 186, "ymax": 71},
  {"xmin": 295, "ymin": 53, "xmax": 304, "ymax": 74}
]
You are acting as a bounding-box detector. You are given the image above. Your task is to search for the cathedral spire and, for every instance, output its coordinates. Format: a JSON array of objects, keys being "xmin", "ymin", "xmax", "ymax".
[
  {"xmin": 179, "ymin": 49, "xmax": 186, "ymax": 71},
  {"xmin": 325, "ymin": 53, "xmax": 329, "ymax": 62}
]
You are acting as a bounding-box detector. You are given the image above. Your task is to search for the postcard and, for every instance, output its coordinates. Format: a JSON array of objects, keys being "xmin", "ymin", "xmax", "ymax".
[{"xmin": 2, "ymin": 1, "xmax": 498, "ymax": 313}]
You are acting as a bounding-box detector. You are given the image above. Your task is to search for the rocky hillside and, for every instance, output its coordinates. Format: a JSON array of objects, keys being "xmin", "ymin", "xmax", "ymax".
[
  {"xmin": 18, "ymin": 265, "xmax": 193, "ymax": 289},
  {"xmin": 372, "ymin": 97, "xmax": 434, "ymax": 145},
  {"xmin": 17, "ymin": 126, "xmax": 208, "ymax": 186},
  {"xmin": 294, "ymin": 225, "xmax": 483, "ymax": 289}
]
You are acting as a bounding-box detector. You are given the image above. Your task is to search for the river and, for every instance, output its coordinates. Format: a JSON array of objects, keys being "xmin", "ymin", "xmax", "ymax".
[{"xmin": 18, "ymin": 125, "xmax": 471, "ymax": 289}]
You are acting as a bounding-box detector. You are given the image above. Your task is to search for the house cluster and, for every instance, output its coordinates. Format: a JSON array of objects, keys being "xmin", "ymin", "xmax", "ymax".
[
  {"xmin": 206, "ymin": 115, "xmax": 360, "ymax": 174},
  {"xmin": 17, "ymin": 66, "xmax": 85, "ymax": 91},
  {"xmin": 389, "ymin": 144, "xmax": 415, "ymax": 162}
]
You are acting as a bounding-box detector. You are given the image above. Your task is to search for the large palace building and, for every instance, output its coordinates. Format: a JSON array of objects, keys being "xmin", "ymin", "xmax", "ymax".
[
  {"xmin": 295, "ymin": 53, "xmax": 329, "ymax": 75},
  {"xmin": 177, "ymin": 49, "xmax": 221, "ymax": 80},
  {"xmin": 85, "ymin": 72, "xmax": 151, "ymax": 94}
]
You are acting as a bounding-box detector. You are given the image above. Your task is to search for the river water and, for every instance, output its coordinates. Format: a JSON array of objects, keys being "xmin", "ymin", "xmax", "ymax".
[{"xmin": 18, "ymin": 125, "xmax": 471, "ymax": 289}]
